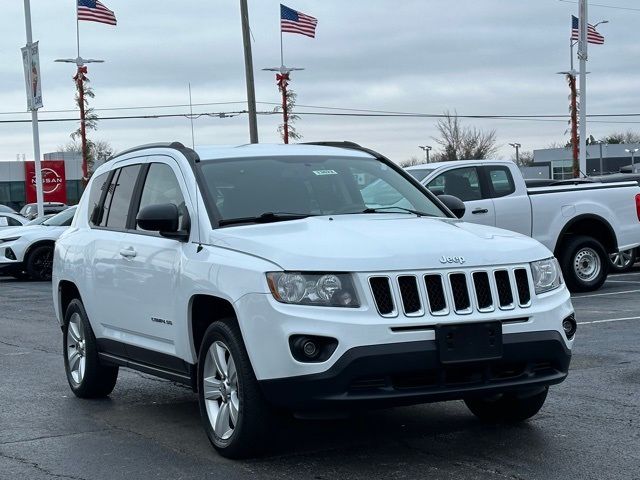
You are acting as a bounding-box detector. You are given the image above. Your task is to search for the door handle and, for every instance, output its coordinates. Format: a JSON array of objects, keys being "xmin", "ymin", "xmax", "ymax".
[
  {"xmin": 119, "ymin": 247, "xmax": 137, "ymax": 258},
  {"xmin": 472, "ymin": 208, "xmax": 489, "ymax": 214}
]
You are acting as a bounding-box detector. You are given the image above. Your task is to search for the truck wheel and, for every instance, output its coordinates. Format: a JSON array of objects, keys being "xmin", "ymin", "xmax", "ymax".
[
  {"xmin": 63, "ymin": 299, "xmax": 119, "ymax": 398},
  {"xmin": 25, "ymin": 245, "xmax": 54, "ymax": 281},
  {"xmin": 559, "ymin": 235, "xmax": 609, "ymax": 292},
  {"xmin": 465, "ymin": 387, "xmax": 548, "ymax": 422},
  {"xmin": 197, "ymin": 320, "xmax": 272, "ymax": 459},
  {"xmin": 609, "ymin": 248, "xmax": 636, "ymax": 273}
]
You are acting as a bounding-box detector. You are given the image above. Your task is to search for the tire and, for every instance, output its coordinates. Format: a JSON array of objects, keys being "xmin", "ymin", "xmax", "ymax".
[
  {"xmin": 25, "ymin": 245, "xmax": 54, "ymax": 281},
  {"xmin": 197, "ymin": 320, "xmax": 272, "ymax": 459},
  {"xmin": 609, "ymin": 248, "xmax": 636, "ymax": 273},
  {"xmin": 465, "ymin": 387, "xmax": 548, "ymax": 423},
  {"xmin": 63, "ymin": 299, "xmax": 118, "ymax": 398},
  {"xmin": 558, "ymin": 235, "xmax": 609, "ymax": 292}
]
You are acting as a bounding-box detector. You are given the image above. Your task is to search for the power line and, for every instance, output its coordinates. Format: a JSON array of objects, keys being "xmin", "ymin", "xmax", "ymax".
[{"xmin": 558, "ymin": 0, "xmax": 640, "ymax": 12}]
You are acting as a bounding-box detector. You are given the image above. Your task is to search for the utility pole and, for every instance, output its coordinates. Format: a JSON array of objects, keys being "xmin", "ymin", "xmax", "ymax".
[
  {"xmin": 509, "ymin": 143, "xmax": 521, "ymax": 164},
  {"xmin": 22, "ymin": 0, "xmax": 44, "ymax": 218},
  {"xmin": 419, "ymin": 145, "xmax": 432, "ymax": 163},
  {"xmin": 578, "ymin": 0, "xmax": 588, "ymax": 177},
  {"xmin": 240, "ymin": 0, "xmax": 258, "ymax": 143}
]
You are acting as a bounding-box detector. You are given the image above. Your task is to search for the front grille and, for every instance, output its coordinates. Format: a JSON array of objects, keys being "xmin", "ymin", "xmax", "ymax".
[
  {"xmin": 369, "ymin": 265, "xmax": 530, "ymax": 318},
  {"xmin": 473, "ymin": 272, "xmax": 493, "ymax": 310},
  {"xmin": 494, "ymin": 270, "xmax": 514, "ymax": 308},
  {"xmin": 514, "ymin": 268, "xmax": 531, "ymax": 306},
  {"xmin": 449, "ymin": 273, "xmax": 471, "ymax": 313},
  {"xmin": 398, "ymin": 276, "xmax": 422, "ymax": 314},
  {"xmin": 424, "ymin": 275, "xmax": 447, "ymax": 313},
  {"xmin": 369, "ymin": 277, "xmax": 395, "ymax": 316}
]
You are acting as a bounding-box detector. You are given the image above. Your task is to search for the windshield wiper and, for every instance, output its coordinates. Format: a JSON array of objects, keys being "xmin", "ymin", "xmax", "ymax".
[
  {"xmin": 219, "ymin": 212, "xmax": 315, "ymax": 226},
  {"xmin": 362, "ymin": 206, "xmax": 434, "ymax": 217}
]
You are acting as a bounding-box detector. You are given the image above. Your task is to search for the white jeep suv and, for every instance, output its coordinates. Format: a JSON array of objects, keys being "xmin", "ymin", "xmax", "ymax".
[{"xmin": 53, "ymin": 142, "xmax": 575, "ymax": 458}]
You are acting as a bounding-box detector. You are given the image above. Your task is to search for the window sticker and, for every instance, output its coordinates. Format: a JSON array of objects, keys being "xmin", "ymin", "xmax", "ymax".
[{"xmin": 313, "ymin": 169, "xmax": 338, "ymax": 176}]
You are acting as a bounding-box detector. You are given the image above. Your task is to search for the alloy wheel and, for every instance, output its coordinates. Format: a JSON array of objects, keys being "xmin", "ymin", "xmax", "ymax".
[
  {"xmin": 203, "ymin": 341, "xmax": 240, "ymax": 441},
  {"xmin": 66, "ymin": 313, "xmax": 86, "ymax": 385},
  {"xmin": 33, "ymin": 249, "xmax": 53, "ymax": 280},
  {"xmin": 610, "ymin": 249, "xmax": 634, "ymax": 269}
]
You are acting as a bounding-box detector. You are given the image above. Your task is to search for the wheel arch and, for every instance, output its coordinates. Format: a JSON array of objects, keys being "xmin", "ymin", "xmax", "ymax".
[
  {"xmin": 58, "ymin": 280, "xmax": 82, "ymax": 327},
  {"xmin": 24, "ymin": 239, "xmax": 56, "ymax": 261},
  {"xmin": 189, "ymin": 294, "xmax": 240, "ymax": 362},
  {"xmin": 554, "ymin": 214, "xmax": 618, "ymax": 256}
]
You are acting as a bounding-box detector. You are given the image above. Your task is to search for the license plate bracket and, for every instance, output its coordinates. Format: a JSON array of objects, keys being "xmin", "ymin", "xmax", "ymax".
[{"xmin": 436, "ymin": 321, "xmax": 503, "ymax": 364}]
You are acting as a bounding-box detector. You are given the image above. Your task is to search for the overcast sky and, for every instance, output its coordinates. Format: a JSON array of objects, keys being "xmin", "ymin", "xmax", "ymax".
[{"xmin": 2, "ymin": 0, "xmax": 640, "ymax": 163}]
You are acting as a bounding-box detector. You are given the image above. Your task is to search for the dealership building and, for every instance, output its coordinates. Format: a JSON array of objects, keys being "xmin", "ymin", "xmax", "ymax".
[
  {"xmin": 0, "ymin": 152, "xmax": 84, "ymax": 211},
  {"xmin": 526, "ymin": 144, "xmax": 639, "ymax": 180}
]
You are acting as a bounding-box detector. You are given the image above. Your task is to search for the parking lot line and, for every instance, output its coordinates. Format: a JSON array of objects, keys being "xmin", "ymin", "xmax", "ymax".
[
  {"xmin": 572, "ymin": 289, "xmax": 640, "ymax": 299},
  {"xmin": 606, "ymin": 280, "xmax": 640, "ymax": 284},
  {"xmin": 578, "ymin": 315, "xmax": 640, "ymax": 325}
]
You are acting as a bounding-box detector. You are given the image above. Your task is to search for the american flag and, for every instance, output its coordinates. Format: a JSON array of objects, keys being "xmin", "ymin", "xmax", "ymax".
[
  {"xmin": 281, "ymin": 4, "xmax": 317, "ymax": 38},
  {"xmin": 78, "ymin": 0, "xmax": 117, "ymax": 26},
  {"xmin": 571, "ymin": 15, "xmax": 604, "ymax": 45}
]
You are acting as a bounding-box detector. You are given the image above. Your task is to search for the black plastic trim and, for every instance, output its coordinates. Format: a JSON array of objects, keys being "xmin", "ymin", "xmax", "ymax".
[
  {"xmin": 528, "ymin": 182, "xmax": 638, "ymax": 195},
  {"xmin": 259, "ymin": 330, "xmax": 571, "ymax": 410}
]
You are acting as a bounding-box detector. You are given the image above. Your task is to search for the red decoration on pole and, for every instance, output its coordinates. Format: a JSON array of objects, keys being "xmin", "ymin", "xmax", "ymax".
[
  {"xmin": 276, "ymin": 72, "xmax": 290, "ymax": 144},
  {"xmin": 74, "ymin": 65, "xmax": 89, "ymax": 184},
  {"xmin": 567, "ymin": 74, "xmax": 579, "ymax": 179}
]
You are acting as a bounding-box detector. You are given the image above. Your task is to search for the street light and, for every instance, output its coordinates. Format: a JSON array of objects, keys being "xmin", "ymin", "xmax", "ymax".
[
  {"xmin": 625, "ymin": 147, "xmax": 639, "ymax": 171},
  {"xmin": 509, "ymin": 142, "xmax": 521, "ymax": 164},
  {"xmin": 593, "ymin": 20, "xmax": 609, "ymax": 28},
  {"xmin": 419, "ymin": 145, "xmax": 432, "ymax": 163}
]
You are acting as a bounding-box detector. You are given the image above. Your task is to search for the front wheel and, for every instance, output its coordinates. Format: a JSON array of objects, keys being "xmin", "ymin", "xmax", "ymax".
[
  {"xmin": 197, "ymin": 320, "xmax": 273, "ymax": 459},
  {"xmin": 558, "ymin": 235, "xmax": 609, "ymax": 292},
  {"xmin": 25, "ymin": 245, "xmax": 54, "ymax": 281},
  {"xmin": 465, "ymin": 387, "xmax": 548, "ymax": 422}
]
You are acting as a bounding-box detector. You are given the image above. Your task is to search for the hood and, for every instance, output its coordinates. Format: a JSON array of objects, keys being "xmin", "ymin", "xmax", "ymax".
[
  {"xmin": 0, "ymin": 225, "xmax": 66, "ymax": 241},
  {"xmin": 207, "ymin": 214, "xmax": 552, "ymax": 271}
]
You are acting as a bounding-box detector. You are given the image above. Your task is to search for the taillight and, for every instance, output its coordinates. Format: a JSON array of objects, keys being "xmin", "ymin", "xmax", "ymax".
[{"xmin": 636, "ymin": 194, "xmax": 640, "ymax": 221}]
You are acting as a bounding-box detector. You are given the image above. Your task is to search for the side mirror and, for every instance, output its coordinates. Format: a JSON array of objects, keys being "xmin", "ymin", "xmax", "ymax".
[
  {"xmin": 136, "ymin": 203, "xmax": 188, "ymax": 240},
  {"xmin": 438, "ymin": 194, "xmax": 466, "ymax": 219}
]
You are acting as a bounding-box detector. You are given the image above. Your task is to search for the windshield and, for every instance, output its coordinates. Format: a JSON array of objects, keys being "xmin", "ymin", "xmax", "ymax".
[
  {"xmin": 406, "ymin": 168, "xmax": 434, "ymax": 182},
  {"xmin": 43, "ymin": 207, "xmax": 76, "ymax": 226},
  {"xmin": 199, "ymin": 156, "xmax": 447, "ymax": 223}
]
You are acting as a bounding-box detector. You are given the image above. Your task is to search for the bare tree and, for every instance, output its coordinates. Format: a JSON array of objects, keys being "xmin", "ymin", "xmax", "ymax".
[
  {"xmin": 432, "ymin": 111, "xmax": 498, "ymax": 161},
  {"xmin": 399, "ymin": 156, "xmax": 426, "ymax": 168},
  {"xmin": 510, "ymin": 150, "xmax": 534, "ymax": 167},
  {"xmin": 602, "ymin": 131, "xmax": 640, "ymax": 145},
  {"xmin": 59, "ymin": 139, "xmax": 114, "ymax": 175}
]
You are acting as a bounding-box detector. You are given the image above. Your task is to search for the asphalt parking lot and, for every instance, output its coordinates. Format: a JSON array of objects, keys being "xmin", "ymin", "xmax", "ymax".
[{"xmin": 0, "ymin": 273, "xmax": 638, "ymax": 480}]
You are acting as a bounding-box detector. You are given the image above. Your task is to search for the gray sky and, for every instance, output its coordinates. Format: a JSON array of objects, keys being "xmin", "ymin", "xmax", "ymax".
[{"xmin": 2, "ymin": 0, "xmax": 640, "ymax": 163}]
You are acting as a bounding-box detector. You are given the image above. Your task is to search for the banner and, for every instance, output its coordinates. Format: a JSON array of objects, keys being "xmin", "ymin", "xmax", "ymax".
[
  {"xmin": 24, "ymin": 160, "xmax": 66, "ymax": 204},
  {"xmin": 21, "ymin": 41, "xmax": 43, "ymax": 110}
]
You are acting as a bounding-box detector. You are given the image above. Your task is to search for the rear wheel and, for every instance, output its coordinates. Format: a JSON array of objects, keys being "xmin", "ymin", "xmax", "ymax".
[
  {"xmin": 25, "ymin": 245, "xmax": 54, "ymax": 281},
  {"xmin": 609, "ymin": 248, "xmax": 636, "ymax": 273},
  {"xmin": 63, "ymin": 299, "xmax": 118, "ymax": 398},
  {"xmin": 465, "ymin": 387, "xmax": 548, "ymax": 422},
  {"xmin": 559, "ymin": 235, "xmax": 609, "ymax": 292},
  {"xmin": 197, "ymin": 320, "xmax": 272, "ymax": 458}
]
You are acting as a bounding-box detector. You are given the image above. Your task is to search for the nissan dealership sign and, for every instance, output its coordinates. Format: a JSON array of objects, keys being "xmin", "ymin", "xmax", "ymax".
[{"xmin": 24, "ymin": 160, "xmax": 67, "ymax": 203}]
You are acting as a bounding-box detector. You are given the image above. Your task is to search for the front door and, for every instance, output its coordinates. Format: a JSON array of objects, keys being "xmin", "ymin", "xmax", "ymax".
[{"xmin": 426, "ymin": 166, "xmax": 496, "ymax": 227}]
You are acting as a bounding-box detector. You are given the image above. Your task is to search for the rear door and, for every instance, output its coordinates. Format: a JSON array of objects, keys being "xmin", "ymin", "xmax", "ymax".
[
  {"xmin": 482, "ymin": 164, "xmax": 532, "ymax": 235},
  {"xmin": 426, "ymin": 166, "xmax": 496, "ymax": 226}
]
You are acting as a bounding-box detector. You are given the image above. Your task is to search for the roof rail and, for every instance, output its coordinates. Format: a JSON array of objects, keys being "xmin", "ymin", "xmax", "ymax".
[
  {"xmin": 302, "ymin": 141, "xmax": 393, "ymax": 163},
  {"xmin": 108, "ymin": 142, "xmax": 201, "ymax": 164}
]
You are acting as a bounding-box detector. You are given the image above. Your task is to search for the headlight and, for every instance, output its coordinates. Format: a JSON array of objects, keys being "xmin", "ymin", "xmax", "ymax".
[
  {"xmin": 530, "ymin": 257, "xmax": 562, "ymax": 294},
  {"xmin": 266, "ymin": 272, "xmax": 360, "ymax": 307},
  {"xmin": 0, "ymin": 237, "xmax": 20, "ymax": 244}
]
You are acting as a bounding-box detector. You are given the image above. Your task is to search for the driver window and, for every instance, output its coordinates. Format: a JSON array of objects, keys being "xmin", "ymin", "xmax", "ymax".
[
  {"xmin": 427, "ymin": 167, "xmax": 481, "ymax": 202},
  {"xmin": 137, "ymin": 163, "xmax": 187, "ymax": 231}
]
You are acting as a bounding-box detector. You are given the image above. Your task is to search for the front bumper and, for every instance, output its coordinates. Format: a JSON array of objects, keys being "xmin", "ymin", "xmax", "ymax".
[{"xmin": 259, "ymin": 330, "xmax": 571, "ymax": 410}]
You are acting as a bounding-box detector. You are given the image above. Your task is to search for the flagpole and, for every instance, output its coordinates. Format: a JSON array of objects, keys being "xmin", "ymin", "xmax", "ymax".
[
  {"xmin": 280, "ymin": 30, "xmax": 284, "ymax": 68},
  {"xmin": 578, "ymin": 0, "xmax": 588, "ymax": 177},
  {"xmin": 76, "ymin": 2, "xmax": 80, "ymax": 58}
]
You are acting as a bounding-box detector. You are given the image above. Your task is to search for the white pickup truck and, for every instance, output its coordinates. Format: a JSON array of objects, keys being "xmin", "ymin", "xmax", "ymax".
[{"xmin": 399, "ymin": 160, "xmax": 640, "ymax": 292}]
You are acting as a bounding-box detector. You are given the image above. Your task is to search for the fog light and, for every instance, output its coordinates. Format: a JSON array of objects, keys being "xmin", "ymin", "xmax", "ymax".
[
  {"xmin": 289, "ymin": 335, "xmax": 338, "ymax": 363},
  {"xmin": 302, "ymin": 340, "xmax": 318, "ymax": 358},
  {"xmin": 562, "ymin": 314, "xmax": 577, "ymax": 340},
  {"xmin": 5, "ymin": 248, "xmax": 16, "ymax": 261}
]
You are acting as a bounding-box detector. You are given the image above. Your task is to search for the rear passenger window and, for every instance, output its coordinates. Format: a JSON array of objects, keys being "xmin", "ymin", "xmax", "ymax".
[
  {"xmin": 7, "ymin": 217, "xmax": 22, "ymax": 226},
  {"xmin": 428, "ymin": 167, "xmax": 482, "ymax": 202},
  {"xmin": 102, "ymin": 165, "xmax": 141, "ymax": 230},
  {"xmin": 136, "ymin": 163, "xmax": 187, "ymax": 231},
  {"xmin": 87, "ymin": 172, "xmax": 110, "ymax": 226},
  {"xmin": 487, "ymin": 166, "xmax": 515, "ymax": 198}
]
